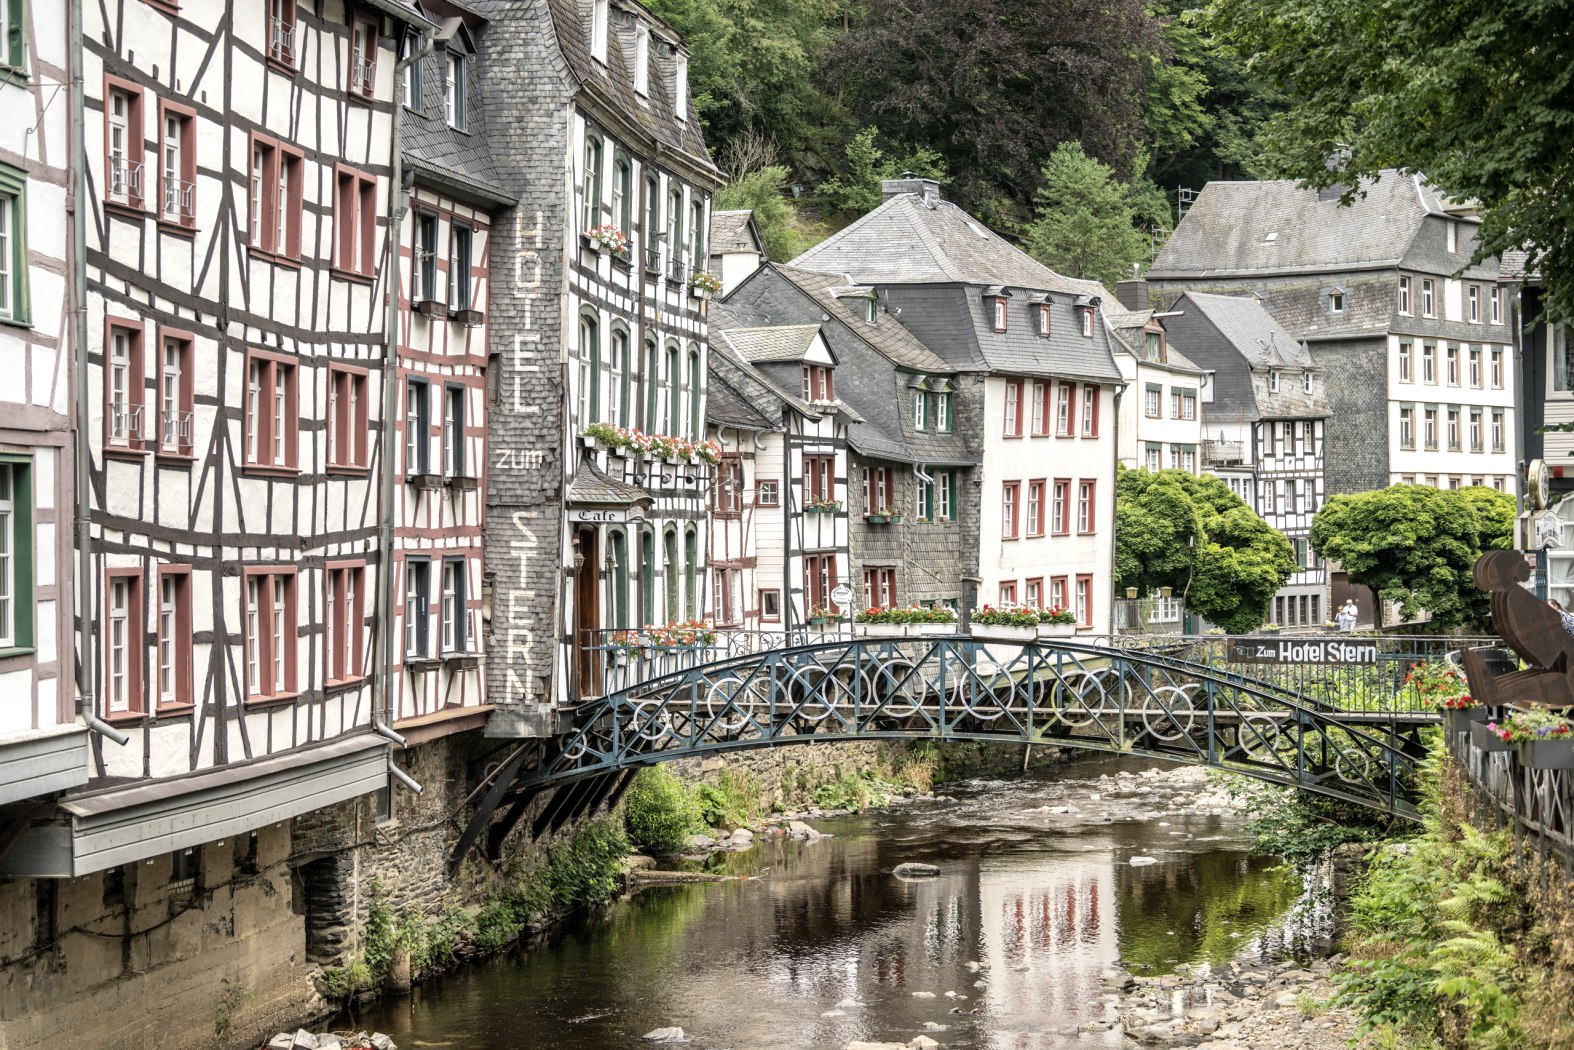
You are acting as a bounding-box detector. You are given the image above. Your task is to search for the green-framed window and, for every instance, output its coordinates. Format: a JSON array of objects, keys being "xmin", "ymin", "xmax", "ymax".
[
  {"xmin": 2, "ymin": 0, "xmax": 27, "ymax": 76},
  {"xmin": 0, "ymin": 455, "xmax": 34, "ymax": 655},
  {"xmin": 0, "ymin": 162, "xmax": 28, "ymax": 326}
]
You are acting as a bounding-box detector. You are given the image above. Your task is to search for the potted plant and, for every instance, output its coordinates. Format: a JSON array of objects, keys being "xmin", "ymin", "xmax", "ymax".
[
  {"xmin": 1037, "ymin": 606, "xmax": 1077, "ymax": 638},
  {"xmin": 645, "ymin": 619, "xmax": 719, "ymax": 649},
  {"xmin": 806, "ymin": 497, "xmax": 842, "ymax": 514},
  {"xmin": 1260, "ymin": 622, "xmax": 1281, "ymax": 634},
  {"xmin": 864, "ymin": 511, "xmax": 889, "ymax": 525},
  {"xmin": 854, "ymin": 604, "xmax": 957, "ymax": 638},
  {"xmin": 1407, "ymin": 662, "xmax": 1484, "ymax": 731},
  {"xmin": 586, "ymin": 224, "xmax": 631, "ymax": 257},
  {"xmin": 1471, "ymin": 718, "xmax": 1515, "ymax": 753},
  {"xmin": 691, "ymin": 270, "xmax": 723, "ymax": 297},
  {"xmin": 606, "ymin": 630, "xmax": 644, "ymax": 665},
  {"xmin": 969, "ymin": 604, "xmax": 1039, "ymax": 642},
  {"xmin": 807, "ymin": 605, "xmax": 842, "ymax": 627},
  {"xmin": 1483, "ymin": 709, "xmax": 1574, "ymax": 769}
]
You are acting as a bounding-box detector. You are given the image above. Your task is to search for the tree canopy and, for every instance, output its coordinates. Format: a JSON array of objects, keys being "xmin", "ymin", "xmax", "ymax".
[
  {"xmin": 1208, "ymin": 0, "xmax": 1574, "ymax": 321},
  {"xmin": 1309, "ymin": 485, "xmax": 1515, "ymax": 629},
  {"xmin": 1024, "ymin": 143, "xmax": 1153, "ymax": 287},
  {"xmin": 1115, "ymin": 468, "xmax": 1297, "ymax": 633}
]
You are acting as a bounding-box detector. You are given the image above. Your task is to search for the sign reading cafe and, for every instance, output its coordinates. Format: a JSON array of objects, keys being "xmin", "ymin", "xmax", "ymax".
[{"xmin": 1228, "ymin": 638, "xmax": 1381, "ymax": 665}]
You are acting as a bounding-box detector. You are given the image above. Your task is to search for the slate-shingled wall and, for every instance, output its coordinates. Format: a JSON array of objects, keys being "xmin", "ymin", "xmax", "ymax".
[{"xmin": 477, "ymin": 0, "xmax": 572, "ymax": 726}]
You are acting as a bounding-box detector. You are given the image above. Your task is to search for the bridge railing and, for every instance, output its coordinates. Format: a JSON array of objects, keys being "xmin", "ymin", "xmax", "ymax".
[
  {"xmin": 1109, "ymin": 633, "xmax": 1506, "ymax": 714},
  {"xmin": 583, "ymin": 625, "xmax": 850, "ymax": 697}
]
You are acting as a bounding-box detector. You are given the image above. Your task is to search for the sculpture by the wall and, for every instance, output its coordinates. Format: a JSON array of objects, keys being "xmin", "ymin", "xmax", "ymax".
[{"xmin": 1459, "ymin": 549, "xmax": 1574, "ymax": 709}]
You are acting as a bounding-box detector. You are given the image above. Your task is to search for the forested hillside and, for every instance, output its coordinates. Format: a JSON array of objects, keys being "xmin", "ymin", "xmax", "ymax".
[{"xmin": 648, "ymin": 0, "xmax": 1284, "ymax": 284}]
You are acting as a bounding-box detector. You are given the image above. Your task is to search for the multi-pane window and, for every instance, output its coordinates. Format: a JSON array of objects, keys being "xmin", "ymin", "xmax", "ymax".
[
  {"xmin": 328, "ymin": 366, "xmax": 369, "ymax": 470},
  {"xmin": 1055, "ymin": 383, "xmax": 1074, "ymax": 436},
  {"xmin": 1001, "ymin": 482, "xmax": 1019, "ymax": 539},
  {"xmin": 245, "ymin": 354, "xmax": 297, "ymax": 469},
  {"xmin": 325, "ymin": 563, "xmax": 364, "ymax": 683},
  {"xmin": 350, "ymin": 18, "xmax": 379, "ymax": 98},
  {"xmin": 666, "ymin": 186, "xmax": 684, "ymax": 278},
  {"xmin": 612, "ymin": 158, "xmax": 632, "ymax": 237},
  {"xmin": 999, "ymin": 581, "xmax": 1017, "ymax": 606},
  {"xmin": 441, "ymin": 558, "xmax": 467, "ymax": 653},
  {"xmin": 1051, "ymin": 480, "xmax": 1069, "ymax": 534},
  {"xmin": 803, "ymin": 454, "xmax": 834, "ymax": 504},
  {"xmin": 0, "ymin": 460, "xmax": 32, "ymax": 653},
  {"xmin": 1050, "ymin": 577, "xmax": 1067, "ymax": 613},
  {"xmin": 713, "ymin": 457, "xmax": 742, "ymax": 514},
  {"xmin": 863, "ymin": 567, "xmax": 897, "ymax": 610},
  {"xmin": 1003, "ymin": 379, "xmax": 1022, "ymax": 436},
  {"xmin": 445, "ymin": 52, "xmax": 468, "ymax": 130},
  {"xmin": 404, "ymin": 379, "xmax": 430, "ymax": 475},
  {"xmin": 1024, "ymin": 579, "xmax": 1042, "ymax": 609},
  {"xmin": 1080, "ymin": 307, "xmax": 1094, "ymax": 338},
  {"xmin": 913, "ymin": 389, "xmax": 928, "ymax": 432},
  {"xmin": 862, "ymin": 465, "xmax": 894, "ymax": 517},
  {"xmin": 1029, "ymin": 381, "xmax": 1047, "ymax": 434},
  {"xmin": 334, "ymin": 166, "xmax": 378, "ymax": 275},
  {"xmin": 690, "ymin": 200, "xmax": 706, "ymax": 273},
  {"xmin": 607, "ymin": 328, "xmax": 629, "ymax": 427},
  {"xmin": 449, "ymin": 224, "xmax": 474, "ymax": 311},
  {"xmin": 1424, "ymin": 407, "xmax": 1438, "ymax": 449},
  {"xmin": 268, "ymin": 0, "xmax": 298, "ymax": 66},
  {"xmin": 1077, "ymin": 480, "xmax": 1095, "ymax": 532},
  {"xmin": 1468, "ymin": 285, "xmax": 1480, "ymax": 323},
  {"xmin": 1490, "ymin": 287, "xmax": 1502, "ymax": 324},
  {"xmin": 802, "ymin": 364, "xmax": 834, "ymax": 403},
  {"xmin": 1422, "ymin": 278, "xmax": 1436, "ymax": 317},
  {"xmin": 0, "ymin": 166, "xmax": 22, "ymax": 323},
  {"xmin": 580, "ymin": 134, "xmax": 603, "ymax": 234},
  {"xmin": 1491, "ymin": 348, "xmax": 1503, "ymax": 388},
  {"xmin": 1446, "ymin": 345, "xmax": 1459, "ymax": 385},
  {"xmin": 937, "ymin": 471, "xmax": 955, "ymax": 521},
  {"xmin": 758, "ymin": 479, "xmax": 779, "ymax": 506},
  {"xmin": 444, "ymin": 385, "xmax": 466, "ymax": 477},
  {"xmin": 1081, "ymin": 384, "xmax": 1098, "ymax": 434},
  {"xmin": 633, "ymin": 23, "xmax": 650, "ymax": 95},
  {"xmin": 158, "ymin": 332, "xmax": 193, "ymax": 456},
  {"xmin": 1399, "ymin": 406, "xmax": 1415, "ymax": 449},
  {"xmin": 1398, "ymin": 342, "xmax": 1412, "ymax": 382},
  {"xmin": 1492, "ymin": 409, "xmax": 1505, "ymax": 451},
  {"xmin": 402, "ymin": 31, "xmax": 426, "ymax": 110},
  {"xmin": 803, "ymin": 553, "xmax": 837, "ymax": 614},
  {"xmin": 106, "ymin": 572, "xmax": 142, "ymax": 714},
  {"xmin": 1075, "ymin": 575, "xmax": 1092, "ymax": 626},
  {"xmin": 156, "ymin": 569, "xmax": 191, "ymax": 710},
  {"xmin": 106, "ymin": 321, "xmax": 144, "ymax": 449},
  {"xmin": 244, "ymin": 570, "xmax": 296, "ymax": 700},
  {"xmin": 1040, "ymin": 304, "xmax": 1052, "ymax": 337},
  {"xmin": 577, "ymin": 313, "xmax": 600, "ymax": 425},
  {"xmin": 1398, "ymin": 275, "xmax": 1411, "ymax": 315},
  {"xmin": 936, "ymin": 391, "xmax": 951, "ymax": 432},
  {"xmin": 1470, "ymin": 408, "xmax": 1483, "ymax": 451},
  {"xmin": 1422, "ymin": 342, "xmax": 1436, "ymax": 383},
  {"xmin": 250, "ymin": 135, "xmax": 303, "ymax": 258},
  {"xmin": 404, "ymin": 559, "xmax": 431, "ymax": 659},
  {"xmin": 1144, "ymin": 444, "xmax": 1161, "ymax": 471},
  {"xmin": 158, "ymin": 104, "xmax": 195, "ymax": 226},
  {"xmin": 1144, "ymin": 385, "xmax": 1161, "ymax": 418},
  {"xmin": 1469, "ymin": 347, "xmax": 1482, "ymax": 387},
  {"xmin": 106, "ymin": 83, "xmax": 144, "ymax": 208},
  {"xmin": 1026, "ymin": 480, "xmax": 1045, "ymax": 536},
  {"xmin": 414, "ymin": 211, "xmax": 440, "ymax": 303},
  {"xmin": 1447, "ymin": 409, "xmax": 1461, "ymax": 450},
  {"xmin": 991, "ymin": 299, "xmax": 1007, "ymax": 332}
]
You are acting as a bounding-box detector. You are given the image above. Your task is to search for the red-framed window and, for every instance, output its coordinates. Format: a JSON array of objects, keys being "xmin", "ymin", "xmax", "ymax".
[
  {"xmin": 326, "ymin": 561, "xmax": 366, "ymax": 685},
  {"xmin": 156, "ymin": 326, "xmax": 194, "ymax": 457},
  {"xmin": 862, "ymin": 465, "xmax": 893, "ymax": 516},
  {"xmin": 103, "ymin": 75, "xmax": 146, "ymax": 211},
  {"xmin": 801, "ymin": 364, "xmax": 834, "ymax": 403},
  {"xmin": 1075, "ymin": 575, "xmax": 1092, "ymax": 626},
  {"xmin": 1003, "ymin": 378, "xmax": 1024, "ymax": 437},
  {"xmin": 243, "ymin": 567, "xmax": 297, "ymax": 701},
  {"xmin": 1026, "ymin": 479, "xmax": 1046, "ymax": 537},
  {"xmin": 335, "ymin": 164, "xmax": 379, "ymax": 276},
  {"xmin": 713, "ymin": 566, "xmax": 741, "ymax": 626},
  {"xmin": 155, "ymin": 565, "xmax": 193, "ymax": 711},
  {"xmin": 1038, "ymin": 303, "xmax": 1051, "ymax": 337},
  {"xmin": 1051, "ymin": 479, "xmax": 1070, "ymax": 534},
  {"xmin": 156, "ymin": 100, "xmax": 196, "ymax": 228},
  {"xmin": 104, "ymin": 568, "xmax": 145, "ymax": 718},
  {"xmin": 328, "ymin": 364, "xmax": 370, "ymax": 470},
  {"xmin": 1024, "ymin": 577, "xmax": 1044, "ymax": 609},
  {"xmin": 713, "ymin": 456, "xmax": 743, "ymax": 515},
  {"xmin": 803, "ymin": 553, "xmax": 838, "ymax": 613},
  {"xmin": 990, "ymin": 298, "xmax": 1007, "ymax": 332},
  {"xmin": 1081, "ymin": 384, "xmax": 1099, "ymax": 436},
  {"xmin": 249, "ymin": 133, "xmax": 303, "ymax": 259},
  {"xmin": 1001, "ymin": 481, "xmax": 1020, "ymax": 539},
  {"xmin": 104, "ymin": 317, "xmax": 146, "ymax": 451},
  {"xmin": 244, "ymin": 349, "xmax": 299, "ymax": 470},
  {"xmin": 999, "ymin": 580, "xmax": 1017, "ymax": 605},
  {"xmin": 1055, "ymin": 382, "xmax": 1075, "ymax": 436},
  {"xmin": 863, "ymin": 567, "xmax": 897, "ymax": 609},
  {"xmin": 803, "ymin": 454, "xmax": 834, "ymax": 504},
  {"xmin": 1080, "ymin": 307, "xmax": 1094, "ymax": 338},
  {"xmin": 349, "ymin": 16, "xmax": 380, "ymax": 98},
  {"xmin": 1050, "ymin": 576, "xmax": 1067, "ymax": 612},
  {"xmin": 267, "ymin": 0, "xmax": 298, "ymax": 69},
  {"xmin": 1077, "ymin": 479, "xmax": 1096, "ymax": 533},
  {"xmin": 1029, "ymin": 381, "xmax": 1046, "ymax": 436}
]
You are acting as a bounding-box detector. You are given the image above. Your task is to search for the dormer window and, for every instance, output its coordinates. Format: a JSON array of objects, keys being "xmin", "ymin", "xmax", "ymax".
[
  {"xmin": 401, "ymin": 31, "xmax": 425, "ymax": 111},
  {"xmin": 1302, "ymin": 372, "xmax": 1312, "ymax": 394},
  {"xmin": 445, "ymin": 52, "xmax": 468, "ymax": 131},
  {"xmin": 865, "ymin": 297, "xmax": 877, "ymax": 324},
  {"xmin": 591, "ymin": 0, "xmax": 609, "ymax": 63},
  {"xmin": 992, "ymin": 299, "xmax": 1007, "ymax": 332},
  {"xmin": 1144, "ymin": 331, "xmax": 1163, "ymax": 362},
  {"xmin": 1081, "ymin": 307, "xmax": 1093, "ymax": 338},
  {"xmin": 1329, "ymin": 290, "xmax": 1344, "ymax": 313},
  {"xmin": 802, "ymin": 364, "xmax": 834, "ymax": 403},
  {"xmin": 1038, "ymin": 303, "xmax": 1051, "ymax": 337},
  {"xmin": 674, "ymin": 52, "xmax": 689, "ymax": 123},
  {"xmin": 634, "ymin": 24, "xmax": 650, "ymax": 97},
  {"xmin": 1269, "ymin": 370, "xmax": 1280, "ymax": 392}
]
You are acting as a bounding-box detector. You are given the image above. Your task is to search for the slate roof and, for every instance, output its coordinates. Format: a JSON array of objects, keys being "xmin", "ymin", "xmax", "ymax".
[
  {"xmin": 705, "ymin": 349, "xmax": 781, "ymax": 431},
  {"xmin": 403, "ymin": 5, "xmax": 514, "ymax": 207},
  {"xmin": 1103, "ymin": 309, "xmax": 1205, "ymax": 375},
  {"xmin": 1150, "ymin": 172, "xmax": 1482, "ymax": 280},
  {"xmin": 1168, "ymin": 292, "xmax": 1331, "ymax": 422},
  {"xmin": 773, "ymin": 266, "xmax": 952, "ymax": 374},
  {"xmin": 710, "ymin": 210, "xmax": 762, "ymax": 255},
  {"xmin": 722, "ymin": 324, "xmax": 825, "ymax": 364},
  {"xmin": 1179, "ymin": 293, "xmax": 1314, "ymax": 369},
  {"xmin": 1500, "ymin": 248, "xmax": 1539, "ymax": 282},
  {"xmin": 566, "ymin": 459, "xmax": 654, "ymax": 506},
  {"xmin": 791, "ymin": 192, "xmax": 1109, "ymax": 298}
]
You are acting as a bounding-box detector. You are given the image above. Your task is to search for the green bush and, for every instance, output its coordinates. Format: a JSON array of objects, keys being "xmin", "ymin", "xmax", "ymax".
[
  {"xmin": 624, "ymin": 767, "xmax": 702, "ymax": 851},
  {"xmin": 696, "ymin": 768, "xmax": 762, "ymax": 829}
]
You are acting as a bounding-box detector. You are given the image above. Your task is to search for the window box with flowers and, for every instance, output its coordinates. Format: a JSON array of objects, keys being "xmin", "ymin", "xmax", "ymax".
[
  {"xmin": 808, "ymin": 606, "xmax": 844, "ymax": 627},
  {"xmin": 579, "ymin": 422, "xmax": 721, "ymax": 466},
  {"xmin": 1036, "ymin": 607, "xmax": 1077, "ymax": 638},
  {"xmin": 805, "ymin": 497, "xmax": 842, "ymax": 514},
  {"xmin": 691, "ymin": 270, "xmax": 723, "ymax": 297},
  {"xmin": 1479, "ymin": 709, "xmax": 1574, "ymax": 768},
  {"xmin": 854, "ymin": 605, "xmax": 957, "ymax": 638},
  {"xmin": 969, "ymin": 605, "xmax": 1039, "ymax": 642},
  {"xmin": 865, "ymin": 507, "xmax": 903, "ymax": 525},
  {"xmin": 606, "ymin": 630, "xmax": 645, "ymax": 664},
  {"xmin": 643, "ymin": 620, "xmax": 719, "ymax": 650},
  {"xmin": 1408, "ymin": 661, "xmax": 1484, "ymax": 730},
  {"xmin": 586, "ymin": 224, "xmax": 631, "ymax": 257}
]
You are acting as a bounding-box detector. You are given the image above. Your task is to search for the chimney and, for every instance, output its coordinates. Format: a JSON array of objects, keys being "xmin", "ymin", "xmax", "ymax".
[
  {"xmin": 1115, "ymin": 278, "xmax": 1148, "ymax": 311},
  {"xmin": 881, "ymin": 173, "xmax": 942, "ymax": 205}
]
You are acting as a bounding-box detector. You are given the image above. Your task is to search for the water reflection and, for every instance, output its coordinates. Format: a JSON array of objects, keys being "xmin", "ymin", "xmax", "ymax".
[{"xmin": 344, "ymin": 757, "xmax": 1323, "ymax": 1050}]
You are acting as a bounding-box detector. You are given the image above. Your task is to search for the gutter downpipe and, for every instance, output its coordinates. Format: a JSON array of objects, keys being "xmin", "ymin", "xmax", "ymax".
[
  {"xmin": 1110, "ymin": 381, "xmax": 1128, "ymax": 638},
  {"xmin": 70, "ymin": 0, "xmax": 126, "ymax": 747},
  {"xmin": 373, "ymin": 41, "xmax": 437, "ymax": 763}
]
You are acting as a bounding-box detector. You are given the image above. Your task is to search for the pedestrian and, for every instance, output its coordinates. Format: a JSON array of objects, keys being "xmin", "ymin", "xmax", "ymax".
[{"xmin": 1337, "ymin": 600, "xmax": 1358, "ymax": 632}]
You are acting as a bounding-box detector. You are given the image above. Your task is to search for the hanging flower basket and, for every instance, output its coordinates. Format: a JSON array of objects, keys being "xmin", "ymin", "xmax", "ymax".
[
  {"xmin": 586, "ymin": 224, "xmax": 631, "ymax": 256},
  {"xmin": 690, "ymin": 270, "xmax": 723, "ymax": 296}
]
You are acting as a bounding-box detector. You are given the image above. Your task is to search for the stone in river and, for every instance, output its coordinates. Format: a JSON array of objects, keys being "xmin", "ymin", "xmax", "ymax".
[
  {"xmin": 893, "ymin": 862, "xmax": 940, "ymax": 878},
  {"xmin": 787, "ymin": 820, "xmax": 822, "ymax": 842},
  {"xmin": 835, "ymin": 997, "xmax": 867, "ymax": 1008},
  {"xmin": 1130, "ymin": 855, "xmax": 1159, "ymax": 866},
  {"xmin": 687, "ymin": 834, "xmax": 714, "ymax": 849},
  {"xmin": 290, "ymin": 1032, "xmax": 319, "ymax": 1050},
  {"xmin": 642, "ymin": 1027, "xmax": 687, "ymax": 1042},
  {"xmin": 911, "ymin": 990, "xmax": 937, "ymax": 998},
  {"xmin": 821, "ymin": 1010, "xmax": 847, "ymax": 1019},
  {"xmin": 921, "ymin": 1022, "xmax": 949, "ymax": 1031},
  {"xmin": 908, "ymin": 1037, "xmax": 941, "ymax": 1049}
]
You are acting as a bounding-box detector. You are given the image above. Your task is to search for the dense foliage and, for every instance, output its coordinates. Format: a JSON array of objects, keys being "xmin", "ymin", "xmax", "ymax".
[
  {"xmin": 623, "ymin": 766, "xmax": 703, "ymax": 851},
  {"xmin": 1023, "ymin": 143, "xmax": 1153, "ymax": 286},
  {"xmin": 1309, "ymin": 485, "xmax": 1514, "ymax": 629},
  {"xmin": 1114, "ymin": 467, "xmax": 1296, "ymax": 632},
  {"xmin": 1208, "ymin": 0, "xmax": 1574, "ymax": 322}
]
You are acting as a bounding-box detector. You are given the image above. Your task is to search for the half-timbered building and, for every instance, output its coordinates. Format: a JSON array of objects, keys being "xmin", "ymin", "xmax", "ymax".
[{"xmin": 475, "ymin": 0, "xmax": 721, "ymax": 722}]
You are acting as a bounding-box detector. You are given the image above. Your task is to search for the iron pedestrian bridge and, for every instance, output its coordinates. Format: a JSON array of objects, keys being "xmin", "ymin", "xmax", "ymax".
[{"xmin": 450, "ymin": 633, "xmax": 1479, "ymax": 870}]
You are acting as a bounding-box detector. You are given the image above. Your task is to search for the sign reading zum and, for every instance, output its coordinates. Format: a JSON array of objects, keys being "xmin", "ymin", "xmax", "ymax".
[{"xmin": 1228, "ymin": 638, "xmax": 1381, "ymax": 665}]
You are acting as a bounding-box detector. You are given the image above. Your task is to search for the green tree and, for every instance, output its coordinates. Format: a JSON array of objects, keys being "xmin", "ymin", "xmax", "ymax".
[
  {"xmin": 1310, "ymin": 485, "xmax": 1515, "ymax": 629},
  {"xmin": 816, "ymin": 127, "xmax": 948, "ymax": 217},
  {"xmin": 714, "ymin": 164, "xmax": 809, "ymax": 261},
  {"xmin": 1207, "ymin": 0, "xmax": 1574, "ymax": 321},
  {"xmin": 1023, "ymin": 143, "xmax": 1153, "ymax": 286},
  {"xmin": 1115, "ymin": 467, "xmax": 1296, "ymax": 632}
]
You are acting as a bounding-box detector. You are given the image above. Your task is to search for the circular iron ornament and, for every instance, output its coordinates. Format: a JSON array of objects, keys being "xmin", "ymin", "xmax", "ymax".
[
  {"xmin": 1140, "ymin": 686, "xmax": 1199, "ymax": 742},
  {"xmin": 627, "ymin": 697, "xmax": 673, "ymax": 742},
  {"xmin": 703, "ymin": 675, "xmax": 761, "ymax": 734}
]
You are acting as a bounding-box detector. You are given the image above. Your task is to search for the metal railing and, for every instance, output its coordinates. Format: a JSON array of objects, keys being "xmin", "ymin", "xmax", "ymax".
[
  {"xmin": 1113, "ymin": 597, "xmax": 1185, "ymax": 634},
  {"xmin": 109, "ymin": 159, "xmax": 142, "ymax": 201},
  {"xmin": 162, "ymin": 178, "xmax": 194, "ymax": 221},
  {"xmin": 109, "ymin": 402, "xmax": 143, "ymax": 442},
  {"xmin": 644, "ymin": 247, "xmax": 662, "ymax": 274},
  {"xmin": 1200, "ymin": 438, "xmax": 1244, "ymax": 465},
  {"xmin": 1447, "ymin": 707, "xmax": 1572, "ymax": 865},
  {"xmin": 581, "ymin": 625, "xmax": 848, "ymax": 696},
  {"xmin": 352, "ymin": 58, "xmax": 376, "ymax": 93},
  {"xmin": 160, "ymin": 410, "xmax": 192, "ymax": 450},
  {"xmin": 270, "ymin": 18, "xmax": 295, "ymax": 63}
]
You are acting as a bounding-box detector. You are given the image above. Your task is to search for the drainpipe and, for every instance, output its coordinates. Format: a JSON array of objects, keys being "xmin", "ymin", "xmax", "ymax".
[
  {"xmin": 1110, "ymin": 382, "xmax": 1128, "ymax": 637},
  {"xmin": 70, "ymin": 0, "xmax": 126, "ymax": 747},
  {"xmin": 372, "ymin": 38, "xmax": 438, "ymax": 770}
]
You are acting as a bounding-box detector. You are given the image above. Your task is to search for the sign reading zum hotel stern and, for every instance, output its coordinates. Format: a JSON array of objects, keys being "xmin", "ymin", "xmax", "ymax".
[{"xmin": 1228, "ymin": 638, "xmax": 1381, "ymax": 665}]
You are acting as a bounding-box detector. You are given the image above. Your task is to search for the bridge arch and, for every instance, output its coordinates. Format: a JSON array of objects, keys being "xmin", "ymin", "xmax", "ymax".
[{"xmin": 451, "ymin": 637, "xmax": 1433, "ymax": 869}]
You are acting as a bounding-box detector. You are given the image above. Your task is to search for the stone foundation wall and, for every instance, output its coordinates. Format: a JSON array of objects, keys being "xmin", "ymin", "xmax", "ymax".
[{"xmin": 664, "ymin": 739, "xmax": 908, "ymax": 810}]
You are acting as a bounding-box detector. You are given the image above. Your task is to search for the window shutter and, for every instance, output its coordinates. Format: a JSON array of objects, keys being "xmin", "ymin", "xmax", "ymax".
[{"xmin": 6, "ymin": 0, "xmax": 23, "ymax": 68}]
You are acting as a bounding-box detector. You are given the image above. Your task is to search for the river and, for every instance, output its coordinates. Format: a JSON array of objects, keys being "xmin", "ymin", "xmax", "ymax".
[{"xmin": 342, "ymin": 756, "xmax": 1327, "ymax": 1049}]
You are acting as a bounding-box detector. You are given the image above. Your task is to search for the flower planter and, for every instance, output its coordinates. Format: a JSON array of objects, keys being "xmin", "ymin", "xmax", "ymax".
[
  {"xmin": 1471, "ymin": 721, "xmax": 1515, "ymax": 753},
  {"xmin": 855, "ymin": 623, "xmax": 906, "ymax": 638},
  {"xmin": 1521, "ymin": 739, "xmax": 1574, "ymax": 770},
  {"xmin": 909, "ymin": 623, "xmax": 955, "ymax": 637},
  {"xmin": 886, "ymin": 514, "xmax": 903, "ymax": 524},
  {"xmin": 1037, "ymin": 622, "xmax": 1076, "ymax": 639},
  {"xmin": 864, "ymin": 514, "xmax": 889, "ymax": 524},
  {"xmin": 970, "ymin": 624, "xmax": 1038, "ymax": 643},
  {"xmin": 579, "ymin": 435, "xmax": 602, "ymax": 450},
  {"xmin": 1444, "ymin": 706, "xmax": 1487, "ymax": 734}
]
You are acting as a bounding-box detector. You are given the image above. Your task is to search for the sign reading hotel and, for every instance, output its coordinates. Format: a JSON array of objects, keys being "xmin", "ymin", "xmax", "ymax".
[{"xmin": 1228, "ymin": 638, "xmax": 1381, "ymax": 665}]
